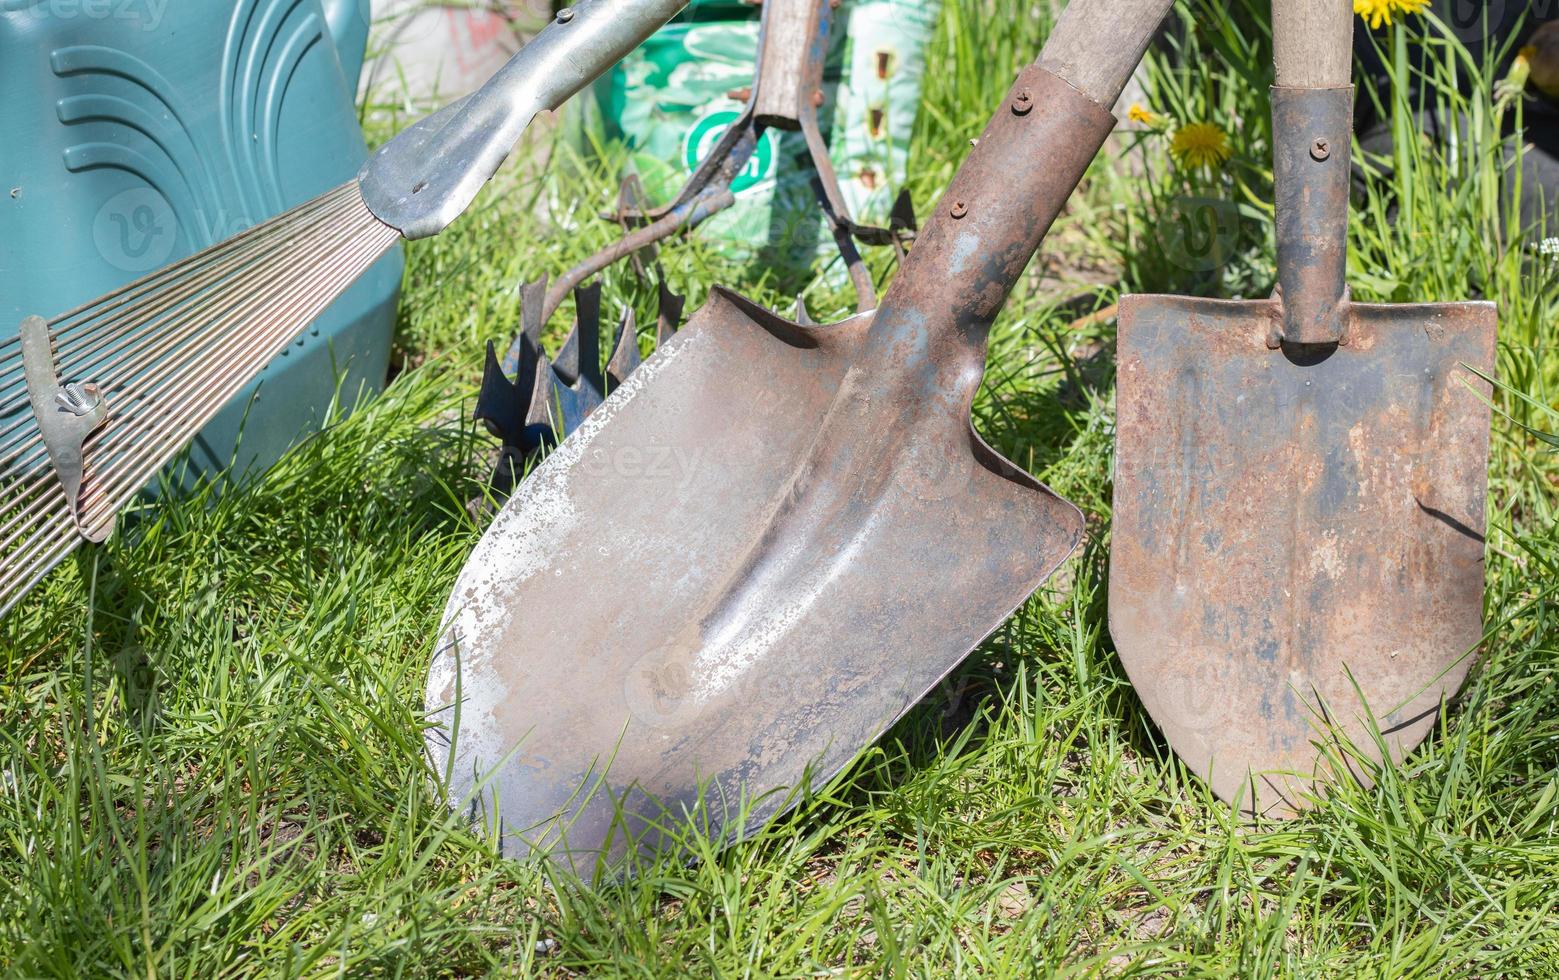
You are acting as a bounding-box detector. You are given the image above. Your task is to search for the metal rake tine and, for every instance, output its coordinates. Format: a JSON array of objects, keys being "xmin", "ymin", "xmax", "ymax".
[
  {"xmin": 605, "ymin": 306, "xmax": 641, "ymax": 390},
  {"xmin": 524, "ymin": 349, "xmax": 562, "ymax": 447},
  {"xmin": 474, "ymin": 340, "xmax": 525, "ymax": 442},
  {"xmin": 793, "ymin": 295, "xmax": 815, "ymax": 326},
  {"xmin": 656, "ymin": 278, "xmax": 684, "ymax": 348},
  {"xmin": 549, "ymin": 370, "xmax": 600, "ymax": 441},
  {"xmin": 889, "ymin": 188, "xmax": 918, "ymax": 262},
  {"xmin": 521, "ymin": 276, "xmax": 549, "ymax": 346},
  {"xmin": 614, "ymin": 175, "xmax": 659, "ymax": 277},
  {"xmin": 553, "ymin": 282, "xmax": 603, "ymax": 392},
  {"xmin": 497, "ymin": 275, "xmax": 550, "ymax": 385}
]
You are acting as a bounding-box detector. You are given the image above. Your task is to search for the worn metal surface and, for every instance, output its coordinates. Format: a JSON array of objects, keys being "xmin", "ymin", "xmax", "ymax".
[
  {"xmin": 428, "ymin": 66, "xmax": 1111, "ymax": 879},
  {"xmin": 1112, "ymin": 297, "xmax": 1494, "ymax": 814},
  {"xmin": 1111, "ymin": 83, "xmax": 1498, "ymax": 815}
]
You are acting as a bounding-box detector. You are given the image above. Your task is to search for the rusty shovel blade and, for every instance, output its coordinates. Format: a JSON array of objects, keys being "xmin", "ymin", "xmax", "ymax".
[
  {"xmin": 1110, "ymin": 84, "xmax": 1497, "ymax": 814},
  {"xmin": 426, "ymin": 65, "xmax": 1113, "ymax": 880},
  {"xmin": 1111, "ymin": 297, "xmax": 1495, "ymax": 814}
]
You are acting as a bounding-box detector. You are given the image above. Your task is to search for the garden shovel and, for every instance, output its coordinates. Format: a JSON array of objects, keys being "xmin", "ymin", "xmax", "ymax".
[
  {"xmin": 1110, "ymin": 0, "xmax": 1497, "ymax": 816},
  {"xmin": 429, "ymin": 0, "xmax": 1175, "ymax": 880}
]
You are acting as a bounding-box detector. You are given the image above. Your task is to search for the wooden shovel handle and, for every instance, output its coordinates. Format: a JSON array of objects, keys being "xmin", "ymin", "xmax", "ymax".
[
  {"xmin": 1272, "ymin": 0, "xmax": 1354, "ymax": 88},
  {"xmin": 1039, "ymin": 0, "xmax": 1176, "ymax": 107}
]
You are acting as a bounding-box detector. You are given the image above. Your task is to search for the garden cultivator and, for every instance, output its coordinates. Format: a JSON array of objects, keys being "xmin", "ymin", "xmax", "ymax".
[
  {"xmin": 475, "ymin": 274, "xmax": 684, "ymax": 498},
  {"xmin": 475, "ymin": 0, "xmax": 913, "ymax": 488},
  {"xmin": 539, "ymin": 0, "xmax": 915, "ymax": 326}
]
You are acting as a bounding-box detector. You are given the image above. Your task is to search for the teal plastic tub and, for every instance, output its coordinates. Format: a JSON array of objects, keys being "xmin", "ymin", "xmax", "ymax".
[{"xmin": 0, "ymin": 0, "xmax": 402, "ymax": 484}]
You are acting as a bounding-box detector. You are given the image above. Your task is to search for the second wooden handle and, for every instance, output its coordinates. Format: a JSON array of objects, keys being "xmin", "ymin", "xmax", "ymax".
[
  {"xmin": 1272, "ymin": 0, "xmax": 1354, "ymax": 88},
  {"xmin": 1038, "ymin": 0, "xmax": 1177, "ymax": 108}
]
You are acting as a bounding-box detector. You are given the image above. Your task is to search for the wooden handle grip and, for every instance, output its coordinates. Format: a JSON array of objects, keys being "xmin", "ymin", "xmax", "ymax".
[
  {"xmin": 1038, "ymin": 0, "xmax": 1177, "ymax": 107},
  {"xmin": 753, "ymin": 0, "xmax": 822, "ymax": 123},
  {"xmin": 1272, "ymin": 0, "xmax": 1354, "ymax": 88}
]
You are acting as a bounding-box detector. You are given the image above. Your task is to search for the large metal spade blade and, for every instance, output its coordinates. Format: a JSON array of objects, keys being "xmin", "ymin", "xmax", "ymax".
[
  {"xmin": 423, "ymin": 0, "xmax": 1178, "ymax": 878},
  {"xmin": 1111, "ymin": 296, "xmax": 1494, "ymax": 814},
  {"xmin": 430, "ymin": 285, "xmax": 1084, "ymax": 876}
]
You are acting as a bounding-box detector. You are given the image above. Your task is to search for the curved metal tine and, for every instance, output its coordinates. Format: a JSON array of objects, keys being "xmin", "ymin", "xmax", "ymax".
[
  {"xmin": 799, "ymin": 112, "xmax": 896, "ymax": 244},
  {"xmin": 793, "ymin": 295, "xmax": 815, "ymax": 325},
  {"xmin": 785, "ymin": 0, "xmax": 896, "ymax": 257},
  {"xmin": 524, "ymin": 349, "xmax": 562, "ymax": 445},
  {"xmin": 500, "ymin": 276, "xmax": 550, "ymax": 379},
  {"xmin": 608, "ymin": 175, "xmax": 658, "ymax": 278},
  {"xmin": 553, "ymin": 282, "xmax": 603, "ymax": 392},
  {"xmin": 889, "ymin": 188, "xmax": 919, "ymax": 263},
  {"xmin": 475, "ymin": 341, "xmax": 525, "ymax": 441},
  {"xmin": 655, "ymin": 277, "xmax": 685, "ymax": 348},
  {"xmin": 795, "ymin": 106, "xmax": 881, "ymax": 311},
  {"xmin": 614, "ymin": 103, "xmax": 762, "ymax": 225},
  {"xmin": 520, "ymin": 275, "xmax": 548, "ymax": 347},
  {"xmin": 541, "ymin": 182, "xmax": 738, "ymax": 323},
  {"xmin": 605, "ymin": 306, "xmax": 641, "ymax": 390}
]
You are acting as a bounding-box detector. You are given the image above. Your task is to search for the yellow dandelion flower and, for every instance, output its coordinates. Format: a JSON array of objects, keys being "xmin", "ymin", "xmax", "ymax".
[
  {"xmin": 1127, "ymin": 102, "xmax": 1166, "ymax": 128},
  {"xmin": 1353, "ymin": 0, "xmax": 1430, "ymax": 30},
  {"xmin": 1170, "ymin": 121, "xmax": 1231, "ymax": 172}
]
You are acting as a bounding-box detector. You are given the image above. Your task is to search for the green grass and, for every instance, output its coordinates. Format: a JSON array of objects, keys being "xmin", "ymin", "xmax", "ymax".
[{"xmin": 5, "ymin": 1, "xmax": 1559, "ymax": 975}]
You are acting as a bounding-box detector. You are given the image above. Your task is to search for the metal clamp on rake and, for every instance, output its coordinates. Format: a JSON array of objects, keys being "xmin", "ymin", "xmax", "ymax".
[
  {"xmin": 19, "ymin": 316, "xmax": 109, "ymax": 542},
  {"xmin": 538, "ymin": 0, "xmax": 917, "ymax": 325},
  {"xmin": 474, "ymin": 275, "xmax": 684, "ymax": 499}
]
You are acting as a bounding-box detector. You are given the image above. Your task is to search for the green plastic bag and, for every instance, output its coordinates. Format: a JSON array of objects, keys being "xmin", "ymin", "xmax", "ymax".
[{"xmin": 584, "ymin": 0, "xmax": 940, "ymax": 276}]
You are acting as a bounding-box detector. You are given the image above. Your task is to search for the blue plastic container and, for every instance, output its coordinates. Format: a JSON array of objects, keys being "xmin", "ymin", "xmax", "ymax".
[{"xmin": 0, "ymin": 0, "xmax": 402, "ymax": 483}]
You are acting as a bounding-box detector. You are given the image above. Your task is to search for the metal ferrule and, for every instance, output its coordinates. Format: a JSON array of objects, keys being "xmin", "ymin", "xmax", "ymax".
[
  {"xmin": 867, "ymin": 65, "xmax": 1115, "ymax": 371},
  {"xmin": 358, "ymin": 0, "xmax": 686, "ymax": 240},
  {"xmin": 1271, "ymin": 85, "xmax": 1354, "ymax": 347}
]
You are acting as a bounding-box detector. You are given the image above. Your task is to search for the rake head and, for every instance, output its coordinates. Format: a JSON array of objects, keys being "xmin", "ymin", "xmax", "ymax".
[{"xmin": 0, "ymin": 183, "xmax": 398, "ymax": 618}]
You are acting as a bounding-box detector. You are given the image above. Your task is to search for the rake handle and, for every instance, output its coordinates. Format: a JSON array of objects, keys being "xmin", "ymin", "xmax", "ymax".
[
  {"xmin": 1272, "ymin": 0, "xmax": 1354, "ymax": 88},
  {"xmin": 360, "ymin": 0, "xmax": 689, "ymax": 239}
]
